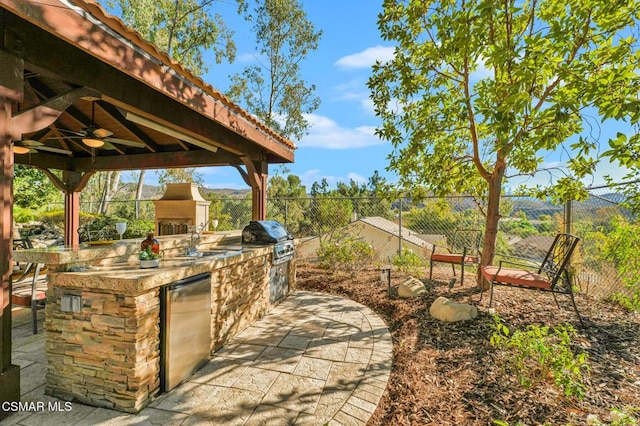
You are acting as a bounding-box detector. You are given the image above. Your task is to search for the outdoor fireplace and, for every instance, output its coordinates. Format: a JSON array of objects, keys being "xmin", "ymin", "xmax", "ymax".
[{"xmin": 153, "ymin": 183, "xmax": 211, "ymax": 235}]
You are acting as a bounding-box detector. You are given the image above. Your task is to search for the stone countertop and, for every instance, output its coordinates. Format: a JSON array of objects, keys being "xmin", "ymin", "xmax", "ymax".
[
  {"xmin": 12, "ymin": 231, "xmax": 241, "ymax": 266},
  {"xmin": 50, "ymin": 245, "xmax": 273, "ymax": 296}
]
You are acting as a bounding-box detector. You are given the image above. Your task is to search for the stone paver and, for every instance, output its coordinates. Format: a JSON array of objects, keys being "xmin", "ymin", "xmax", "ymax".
[{"xmin": 7, "ymin": 290, "xmax": 393, "ymax": 425}]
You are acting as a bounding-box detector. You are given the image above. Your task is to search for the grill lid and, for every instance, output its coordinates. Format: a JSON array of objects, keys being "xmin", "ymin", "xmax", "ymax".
[{"xmin": 242, "ymin": 220, "xmax": 293, "ymax": 244}]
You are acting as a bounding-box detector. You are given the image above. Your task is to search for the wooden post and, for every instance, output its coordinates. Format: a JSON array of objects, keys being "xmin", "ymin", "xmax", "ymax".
[
  {"xmin": 0, "ymin": 98, "xmax": 21, "ymax": 412},
  {"xmin": 0, "ymin": 50, "xmax": 23, "ymax": 410},
  {"xmin": 238, "ymin": 158, "xmax": 268, "ymax": 221},
  {"xmin": 64, "ymin": 191, "xmax": 80, "ymax": 247},
  {"xmin": 252, "ymin": 173, "xmax": 268, "ymax": 221}
]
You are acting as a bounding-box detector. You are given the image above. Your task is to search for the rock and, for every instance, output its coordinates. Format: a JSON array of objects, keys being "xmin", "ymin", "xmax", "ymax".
[
  {"xmin": 398, "ymin": 277, "xmax": 426, "ymax": 298},
  {"xmin": 429, "ymin": 296, "xmax": 478, "ymax": 322}
]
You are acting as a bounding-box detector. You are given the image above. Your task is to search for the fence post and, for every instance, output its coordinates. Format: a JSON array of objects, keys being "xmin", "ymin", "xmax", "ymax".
[
  {"xmin": 398, "ymin": 197, "xmax": 403, "ymax": 255},
  {"xmin": 284, "ymin": 198, "xmax": 288, "ymax": 227},
  {"xmin": 564, "ymin": 199, "xmax": 572, "ymax": 235}
]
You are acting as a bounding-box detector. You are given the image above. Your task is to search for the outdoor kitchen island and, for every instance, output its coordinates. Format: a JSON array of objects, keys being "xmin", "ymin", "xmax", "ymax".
[{"xmin": 12, "ymin": 230, "xmax": 296, "ymax": 413}]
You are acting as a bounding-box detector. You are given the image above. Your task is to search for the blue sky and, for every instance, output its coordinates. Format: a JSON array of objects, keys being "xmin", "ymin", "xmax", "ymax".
[
  {"xmin": 136, "ymin": 0, "xmax": 632, "ymax": 192},
  {"xmin": 138, "ymin": 1, "xmax": 395, "ymax": 191}
]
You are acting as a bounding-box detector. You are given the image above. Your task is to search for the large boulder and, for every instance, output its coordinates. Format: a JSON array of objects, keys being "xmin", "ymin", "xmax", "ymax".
[
  {"xmin": 429, "ymin": 296, "xmax": 478, "ymax": 322},
  {"xmin": 397, "ymin": 277, "xmax": 426, "ymax": 298}
]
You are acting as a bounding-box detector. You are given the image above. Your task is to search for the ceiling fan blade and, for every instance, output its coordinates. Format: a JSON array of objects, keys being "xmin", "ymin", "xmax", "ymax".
[
  {"xmin": 34, "ymin": 146, "xmax": 73, "ymax": 156},
  {"xmin": 93, "ymin": 128, "xmax": 113, "ymax": 138},
  {"xmin": 103, "ymin": 137, "xmax": 146, "ymax": 148},
  {"xmin": 102, "ymin": 142, "xmax": 118, "ymax": 150},
  {"xmin": 22, "ymin": 139, "xmax": 44, "ymax": 147}
]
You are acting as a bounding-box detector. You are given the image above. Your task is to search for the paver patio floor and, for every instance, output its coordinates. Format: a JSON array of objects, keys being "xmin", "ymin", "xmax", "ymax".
[{"xmin": 4, "ymin": 291, "xmax": 392, "ymax": 425}]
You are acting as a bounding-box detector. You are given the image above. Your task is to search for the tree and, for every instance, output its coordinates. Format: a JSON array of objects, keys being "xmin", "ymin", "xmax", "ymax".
[
  {"xmin": 105, "ymin": 0, "xmax": 245, "ymax": 75},
  {"xmin": 227, "ymin": 0, "xmax": 322, "ymax": 140},
  {"xmin": 156, "ymin": 168, "xmax": 205, "ymax": 190},
  {"xmin": 13, "ymin": 166, "xmax": 60, "ymax": 210},
  {"xmin": 368, "ymin": 0, "xmax": 640, "ymax": 286},
  {"xmin": 102, "ymin": 0, "xmax": 245, "ymax": 216},
  {"xmin": 266, "ymin": 172, "xmax": 310, "ymax": 234}
]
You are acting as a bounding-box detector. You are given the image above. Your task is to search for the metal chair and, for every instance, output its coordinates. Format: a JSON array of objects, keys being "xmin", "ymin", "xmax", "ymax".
[
  {"xmin": 481, "ymin": 233, "xmax": 583, "ymax": 325},
  {"xmin": 12, "ymin": 237, "xmax": 46, "ymax": 334},
  {"xmin": 429, "ymin": 229, "xmax": 482, "ymax": 286}
]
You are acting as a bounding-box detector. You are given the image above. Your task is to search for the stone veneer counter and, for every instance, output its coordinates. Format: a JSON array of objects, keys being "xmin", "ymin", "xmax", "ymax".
[
  {"xmin": 49, "ymin": 246, "xmax": 272, "ymax": 295},
  {"xmin": 13, "ymin": 232, "xmax": 295, "ymax": 413}
]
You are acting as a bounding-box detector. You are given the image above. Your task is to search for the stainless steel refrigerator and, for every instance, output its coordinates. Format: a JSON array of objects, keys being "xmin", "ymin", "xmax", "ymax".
[{"xmin": 160, "ymin": 272, "xmax": 212, "ymax": 392}]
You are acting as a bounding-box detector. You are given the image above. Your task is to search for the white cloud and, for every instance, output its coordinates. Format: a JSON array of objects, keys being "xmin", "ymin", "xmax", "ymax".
[
  {"xmin": 236, "ymin": 52, "xmax": 259, "ymax": 63},
  {"xmin": 347, "ymin": 172, "xmax": 366, "ymax": 184},
  {"xmin": 470, "ymin": 55, "xmax": 492, "ymax": 81},
  {"xmin": 299, "ymin": 114, "xmax": 385, "ymax": 149},
  {"xmin": 360, "ymin": 97, "xmax": 375, "ymax": 115},
  {"xmin": 334, "ymin": 46, "xmax": 395, "ymax": 70}
]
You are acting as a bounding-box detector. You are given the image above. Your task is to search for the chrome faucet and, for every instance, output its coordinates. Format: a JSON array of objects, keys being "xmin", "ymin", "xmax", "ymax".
[{"xmin": 186, "ymin": 225, "xmax": 201, "ymax": 256}]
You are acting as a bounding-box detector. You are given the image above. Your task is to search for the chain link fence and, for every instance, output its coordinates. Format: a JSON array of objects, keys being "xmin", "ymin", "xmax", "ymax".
[
  {"xmin": 42, "ymin": 182, "xmax": 638, "ymax": 301},
  {"xmin": 266, "ymin": 187, "xmax": 636, "ymax": 302}
]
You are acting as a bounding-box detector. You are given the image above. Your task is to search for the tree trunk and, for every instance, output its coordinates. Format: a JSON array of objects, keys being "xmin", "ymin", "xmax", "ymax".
[
  {"xmin": 98, "ymin": 171, "xmax": 121, "ymax": 215},
  {"xmin": 478, "ymin": 169, "xmax": 506, "ymax": 290},
  {"xmin": 135, "ymin": 170, "xmax": 146, "ymax": 219}
]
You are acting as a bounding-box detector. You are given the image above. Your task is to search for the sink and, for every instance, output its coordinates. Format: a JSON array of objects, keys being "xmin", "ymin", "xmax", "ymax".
[
  {"xmin": 199, "ymin": 249, "xmax": 243, "ymax": 258},
  {"xmin": 179, "ymin": 246, "xmax": 245, "ymax": 260}
]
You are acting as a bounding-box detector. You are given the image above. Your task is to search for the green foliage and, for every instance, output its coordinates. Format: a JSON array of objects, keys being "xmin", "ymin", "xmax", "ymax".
[
  {"xmin": 311, "ymin": 196, "xmax": 353, "ymax": 237},
  {"xmin": 391, "ymin": 248, "xmax": 425, "ymax": 275},
  {"xmin": 155, "ymin": 169, "xmax": 204, "ymax": 191},
  {"xmin": 40, "ymin": 209, "xmax": 153, "ymax": 241},
  {"xmin": 499, "ymin": 218, "xmax": 539, "ymax": 238},
  {"xmin": 227, "ymin": 0, "xmax": 321, "ymax": 140},
  {"xmin": 490, "ymin": 315, "xmax": 589, "ymax": 399},
  {"xmin": 368, "ymin": 0, "xmax": 640, "ymax": 267},
  {"xmin": 104, "ymin": 0, "xmax": 245, "ymax": 75},
  {"xmin": 139, "ymin": 245, "xmax": 159, "ymax": 260},
  {"xmin": 402, "ymin": 200, "xmax": 458, "ymax": 237},
  {"xmin": 317, "ymin": 233, "xmax": 375, "ymax": 277},
  {"xmin": 267, "ymin": 172, "xmax": 311, "ymax": 235},
  {"xmin": 13, "ymin": 165, "xmax": 60, "ymax": 209},
  {"xmin": 601, "ymin": 216, "xmax": 640, "ymax": 311},
  {"xmin": 13, "ymin": 206, "xmax": 38, "ymax": 223},
  {"xmin": 609, "ymin": 407, "xmax": 639, "ymax": 425},
  {"xmin": 123, "ymin": 219, "xmax": 155, "ymax": 239}
]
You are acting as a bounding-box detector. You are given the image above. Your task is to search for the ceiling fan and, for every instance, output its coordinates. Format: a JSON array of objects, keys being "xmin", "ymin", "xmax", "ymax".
[
  {"xmin": 50, "ymin": 102, "xmax": 146, "ymax": 149},
  {"xmin": 14, "ymin": 140, "xmax": 72, "ymax": 156}
]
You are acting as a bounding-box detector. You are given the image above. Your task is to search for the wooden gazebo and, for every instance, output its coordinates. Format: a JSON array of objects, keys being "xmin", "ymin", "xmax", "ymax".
[{"xmin": 0, "ymin": 0, "xmax": 295, "ymax": 405}]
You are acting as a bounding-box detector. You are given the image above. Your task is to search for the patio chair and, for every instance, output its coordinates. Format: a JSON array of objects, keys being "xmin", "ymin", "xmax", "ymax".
[
  {"xmin": 480, "ymin": 233, "xmax": 583, "ymax": 325},
  {"xmin": 12, "ymin": 237, "xmax": 46, "ymax": 334},
  {"xmin": 429, "ymin": 229, "xmax": 482, "ymax": 286}
]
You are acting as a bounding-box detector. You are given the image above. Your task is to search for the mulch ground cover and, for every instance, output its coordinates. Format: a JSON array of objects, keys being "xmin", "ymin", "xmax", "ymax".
[{"xmin": 295, "ymin": 262, "xmax": 640, "ymax": 426}]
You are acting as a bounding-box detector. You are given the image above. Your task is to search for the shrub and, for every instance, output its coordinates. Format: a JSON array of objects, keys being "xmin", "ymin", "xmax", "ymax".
[
  {"xmin": 391, "ymin": 247, "xmax": 425, "ymax": 275},
  {"xmin": 13, "ymin": 206, "xmax": 38, "ymax": 223},
  {"xmin": 490, "ymin": 315, "xmax": 589, "ymax": 399},
  {"xmin": 317, "ymin": 235, "xmax": 375, "ymax": 276},
  {"xmin": 602, "ymin": 216, "xmax": 640, "ymax": 312}
]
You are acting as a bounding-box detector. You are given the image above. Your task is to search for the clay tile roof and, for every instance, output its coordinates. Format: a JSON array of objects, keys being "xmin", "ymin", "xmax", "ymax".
[{"xmin": 78, "ymin": 0, "xmax": 296, "ymax": 151}]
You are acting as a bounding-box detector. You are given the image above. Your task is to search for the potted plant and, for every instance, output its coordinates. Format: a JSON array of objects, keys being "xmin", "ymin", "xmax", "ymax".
[{"xmin": 139, "ymin": 245, "xmax": 160, "ymax": 268}]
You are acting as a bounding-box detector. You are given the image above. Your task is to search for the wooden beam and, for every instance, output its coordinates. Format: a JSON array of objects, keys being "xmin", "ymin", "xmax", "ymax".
[
  {"xmin": 70, "ymin": 149, "xmax": 240, "ymax": 172},
  {"xmin": 2, "ymin": 7, "xmax": 294, "ymax": 163},
  {"xmin": 11, "ymin": 87, "xmax": 99, "ymax": 139}
]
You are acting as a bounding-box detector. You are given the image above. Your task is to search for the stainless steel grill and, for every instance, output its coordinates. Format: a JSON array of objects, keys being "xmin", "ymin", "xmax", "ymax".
[{"xmin": 242, "ymin": 220, "xmax": 294, "ymax": 302}]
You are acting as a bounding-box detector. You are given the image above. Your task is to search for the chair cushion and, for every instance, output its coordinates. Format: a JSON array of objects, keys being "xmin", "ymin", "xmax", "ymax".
[
  {"xmin": 431, "ymin": 253, "xmax": 479, "ymax": 264},
  {"xmin": 481, "ymin": 266, "xmax": 552, "ymax": 290}
]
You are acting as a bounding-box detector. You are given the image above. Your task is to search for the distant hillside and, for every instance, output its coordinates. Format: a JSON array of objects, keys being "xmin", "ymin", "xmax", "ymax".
[{"xmin": 201, "ymin": 187, "xmax": 251, "ymax": 198}]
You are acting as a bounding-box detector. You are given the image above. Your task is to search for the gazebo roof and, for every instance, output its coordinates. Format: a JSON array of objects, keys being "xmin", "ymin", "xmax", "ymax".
[{"xmin": 2, "ymin": 0, "xmax": 295, "ymax": 173}]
